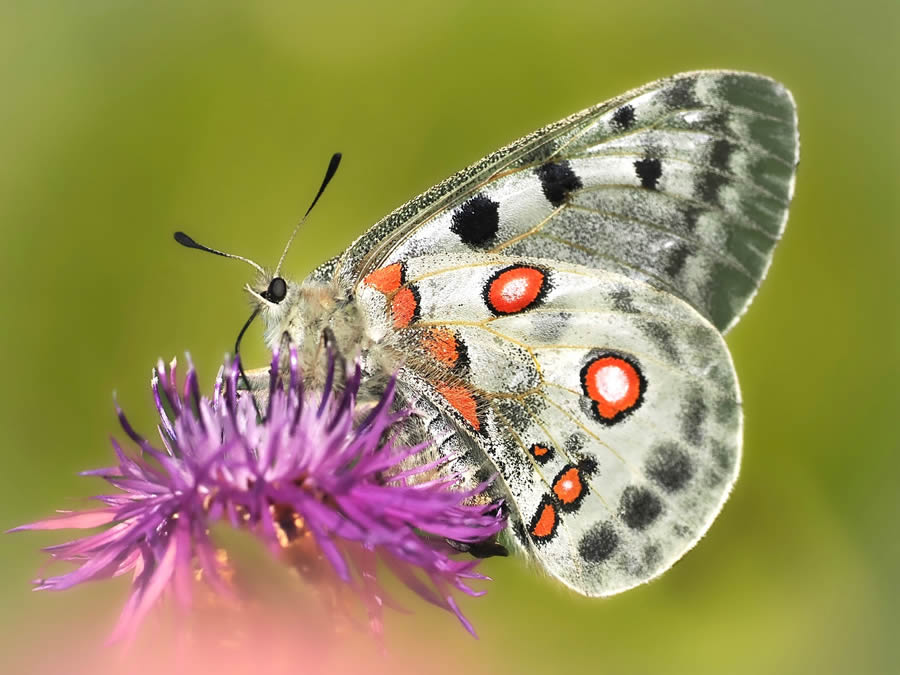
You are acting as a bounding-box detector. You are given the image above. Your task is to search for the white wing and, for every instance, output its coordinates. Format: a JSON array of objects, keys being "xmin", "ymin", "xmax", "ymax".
[{"xmin": 357, "ymin": 254, "xmax": 740, "ymax": 596}]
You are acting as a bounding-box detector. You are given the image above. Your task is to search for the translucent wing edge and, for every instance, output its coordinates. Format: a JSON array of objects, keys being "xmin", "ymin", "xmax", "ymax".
[{"xmin": 719, "ymin": 79, "xmax": 799, "ymax": 334}]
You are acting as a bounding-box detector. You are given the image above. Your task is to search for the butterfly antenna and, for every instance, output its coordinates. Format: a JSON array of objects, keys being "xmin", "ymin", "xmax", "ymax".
[
  {"xmin": 174, "ymin": 232, "xmax": 267, "ymax": 277},
  {"xmin": 274, "ymin": 152, "xmax": 342, "ymax": 276}
]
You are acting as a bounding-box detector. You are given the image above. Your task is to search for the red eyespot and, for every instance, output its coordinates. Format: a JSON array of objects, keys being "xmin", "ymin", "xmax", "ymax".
[
  {"xmin": 484, "ymin": 265, "xmax": 548, "ymax": 315},
  {"xmin": 580, "ymin": 353, "xmax": 646, "ymax": 425},
  {"xmin": 529, "ymin": 443, "xmax": 554, "ymax": 465},
  {"xmin": 551, "ymin": 459, "xmax": 596, "ymax": 512},
  {"xmin": 552, "ymin": 466, "xmax": 584, "ymax": 505}
]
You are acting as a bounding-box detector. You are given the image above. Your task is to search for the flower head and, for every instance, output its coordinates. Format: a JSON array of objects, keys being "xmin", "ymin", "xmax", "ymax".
[{"xmin": 11, "ymin": 348, "xmax": 505, "ymax": 641}]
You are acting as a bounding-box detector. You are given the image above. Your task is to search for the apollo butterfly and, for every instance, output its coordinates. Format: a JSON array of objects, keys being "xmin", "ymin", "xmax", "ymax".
[{"xmin": 179, "ymin": 71, "xmax": 798, "ymax": 597}]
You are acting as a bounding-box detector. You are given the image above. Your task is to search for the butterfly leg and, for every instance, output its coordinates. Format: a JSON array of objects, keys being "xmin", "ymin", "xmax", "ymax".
[
  {"xmin": 236, "ymin": 366, "xmax": 272, "ymax": 411},
  {"xmin": 446, "ymin": 537, "xmax": 509, "ymax": 559}
]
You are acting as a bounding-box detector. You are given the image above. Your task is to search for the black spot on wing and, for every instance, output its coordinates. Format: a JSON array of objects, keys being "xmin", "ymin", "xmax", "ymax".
[
  {"xmin": 619, "ymin": 486, "xmax": 663, "ymax": 530},
  {"xmin": 639, "ymin": 320, "xmax": 679, "ymax": 362},
  {"xmin": 709, "ymin": 139, "xmax": 735, "ymax": 171},
  {"xmin": 696, "ymin": 171, "xmax": 728, "ymax": 204},
  {"xmin": 646, "ymin": 442, "xmax": 694, "ymax": 493},
  {"xmin": 565, "ymin": 433, "xmax": 586, "ymax": 454},
  {"xmin": 681, "ymin": 391, "xmax": 708, "ymax": 446},
  {"xmin": 634, "ymin": 158, "xmax": 662, "ymax": 190},
  {"xmin": 711, "ymin": 440, "xmax": 736, "ymax": 472},
  {"xmin": 643, "ymin": 543, "xmax": 662, "ymax": 568},
  {"xmin": 663, "ymin": 76, "xmax": 701, "ymax": 109},
  {"xmin": 673, "ymin": 523, "xmax": 693, "ymax": 538},
  {"xmin": 579, "ymin": 521, "xmax": 619, "ymax": 563},
  {"xmin": 611, "ymin": 104, "xmax": 636, "ymax": 130},
  {"xmin": 664, "ymin": 242, "xmax": 692, "ymax": 278},
  {"xmin": 611, "ymin": 288, "xmax": 640, "ymax": 314},
  {"xmin": 715, "ymin": 395, "xmax": 739, "ymax": 425},
  {"xmin": 536, "ymin": 161, "xmax": 583, "ymax": 207},
  {"xmin": 450, "ymin": 194, "xmax": 500, "ymax": 248},
  {"xmin": 620, "ymin": 542, "xmax": 665, "ymax": 578},
  {"xmin": 579, "ymin": 455, "xmax": 598, "ymax": 474}
]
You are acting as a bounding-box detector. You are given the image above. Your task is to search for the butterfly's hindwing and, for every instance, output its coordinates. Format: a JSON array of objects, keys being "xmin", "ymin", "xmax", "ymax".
[{"xmin": 357, "ymin": 255, "xmax": 740, "ymax": 596}]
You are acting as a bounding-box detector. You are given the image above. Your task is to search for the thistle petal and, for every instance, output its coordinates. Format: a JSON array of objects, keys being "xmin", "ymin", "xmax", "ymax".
[{"xmin": 11, "ymin": 349, "xmax": 506, "ymax": 641}]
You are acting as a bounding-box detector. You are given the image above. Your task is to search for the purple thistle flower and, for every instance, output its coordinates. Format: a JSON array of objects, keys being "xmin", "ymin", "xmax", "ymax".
[{"xmin": 11, "ymin": 348, "xmax": 505, "ymax": 641}]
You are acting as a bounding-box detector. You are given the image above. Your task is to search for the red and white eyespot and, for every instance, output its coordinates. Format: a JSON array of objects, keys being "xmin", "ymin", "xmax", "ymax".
[
  {"xmin": 483, "ymin": 265, "xmax": 549, "ymax": 315},
  {"xmin": 580, "ymin": 352, "xmax": 646, "ymax": 425}
]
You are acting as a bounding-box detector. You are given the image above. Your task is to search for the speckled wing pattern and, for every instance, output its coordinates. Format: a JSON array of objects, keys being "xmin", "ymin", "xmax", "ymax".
[
  {"xmin": 314, "ymin": 71, "xmax": 798, "ymax": 596},
  {"xmin": 330, "ymin": 70, "xmax": 798, "ymax": 333},
  {"xmin": 357, "ymin": 254, "xmax": 740, "ymax": 596}
]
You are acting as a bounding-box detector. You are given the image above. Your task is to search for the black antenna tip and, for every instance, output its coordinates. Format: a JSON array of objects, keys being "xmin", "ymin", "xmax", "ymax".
[
  {"xmin": 325, "ymin": 153, "xmax": 342, "ymax": 183},
  {"xmin": 174, "ymin": 231, "xmax": 199, "ymax": 248},
  {"xmin": 300, "ymin": 153, "xmax": 343, "ymax": 220}
]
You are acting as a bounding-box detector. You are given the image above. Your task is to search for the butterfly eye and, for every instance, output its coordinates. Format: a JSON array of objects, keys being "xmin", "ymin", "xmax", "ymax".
[{"xmin": 263, "ymin": 277, "xmax": 288, "ymax": 303}]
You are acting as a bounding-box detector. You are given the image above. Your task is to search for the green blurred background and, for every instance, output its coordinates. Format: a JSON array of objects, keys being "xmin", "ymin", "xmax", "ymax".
[{"xmin": 1, "ymin": 1, "xmax": 897, "ymax": 673}]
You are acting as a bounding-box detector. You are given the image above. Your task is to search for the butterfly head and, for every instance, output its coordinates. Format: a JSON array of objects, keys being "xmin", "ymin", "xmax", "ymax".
[
  {"xmin": 174, "ymin": 152, "xmax": 343, "ymax": 357},
  {"xmin": 245, "ymin": 273, "xmax": 302, "ymax": 346},
  {"xmin": 261, "ymin": 276, "xmax": 288, "ymax": 304},
  {"xmin": 247, "ymin": 273, "xmax": 294, "ymax": 310}
]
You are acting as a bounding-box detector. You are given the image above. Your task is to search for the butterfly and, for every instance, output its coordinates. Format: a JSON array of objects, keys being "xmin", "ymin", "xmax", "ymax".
[{"xmin": 177, "ymin": 71, "xmax": 798, "ymax": 597}]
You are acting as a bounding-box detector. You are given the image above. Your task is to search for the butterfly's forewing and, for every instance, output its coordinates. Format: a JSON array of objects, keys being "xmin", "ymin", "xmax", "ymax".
[
  {"xmin": 357, "ymin": 254, "xmax": 739, "ymax": 595},
  {"xmin": 330, "ymin": 71, "xmax": 798, "ymax": 333}
]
